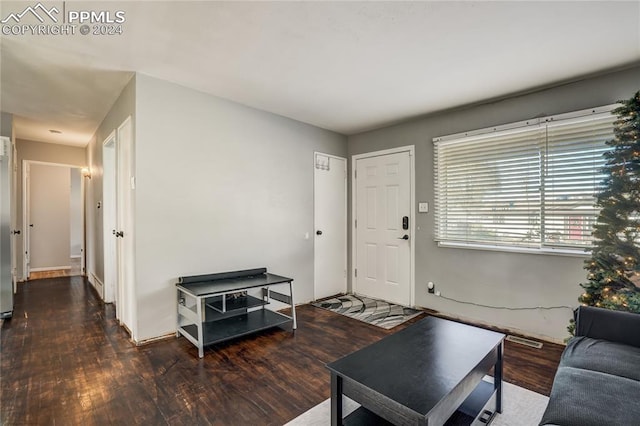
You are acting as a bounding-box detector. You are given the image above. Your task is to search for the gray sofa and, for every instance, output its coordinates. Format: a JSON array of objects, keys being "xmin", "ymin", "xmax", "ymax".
[{"xmin": 540, "ymin": 306, "xmax": 640, "ymax": 426}]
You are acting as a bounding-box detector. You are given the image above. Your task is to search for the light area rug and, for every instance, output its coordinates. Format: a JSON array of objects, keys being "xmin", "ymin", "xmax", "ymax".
[
  {"xmin": 284, "ymin": 380, "xmax": 549, "ymax": 426},
  {"xmin": 312, "ymin": 294, "xmax": 423, "ymax": 329}
]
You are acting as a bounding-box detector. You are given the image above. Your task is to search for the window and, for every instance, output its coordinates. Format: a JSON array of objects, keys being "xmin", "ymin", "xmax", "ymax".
[{"xmin": 433, "ymin": 106, "xmax": 616, "ymax": 254}]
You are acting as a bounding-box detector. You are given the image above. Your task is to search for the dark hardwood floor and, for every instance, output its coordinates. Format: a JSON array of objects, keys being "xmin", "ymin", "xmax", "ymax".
[{"xmin": 1, "ymin": 277, "xmax": 564, "ymax": 425}]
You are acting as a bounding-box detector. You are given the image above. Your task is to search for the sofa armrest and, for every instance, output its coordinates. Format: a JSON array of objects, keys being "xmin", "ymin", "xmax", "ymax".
[{"xmin": 575, "ymin": 306, "xmax": 640, "ymax": 348}]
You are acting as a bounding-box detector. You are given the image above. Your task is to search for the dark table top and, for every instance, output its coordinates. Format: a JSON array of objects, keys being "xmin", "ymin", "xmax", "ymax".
[
  {"xmin": 326, "ymin": 316, "xmax": 504, "ymax": 418},
  {"xmin": 176, "ymin": 273, "xmax": 293, "ymax": 296}
]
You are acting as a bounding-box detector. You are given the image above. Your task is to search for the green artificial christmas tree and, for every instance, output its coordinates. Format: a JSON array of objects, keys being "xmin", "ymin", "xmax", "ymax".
[{"xmin": 578, "ymin": 90, "xmax": 640, "ymax": 314}]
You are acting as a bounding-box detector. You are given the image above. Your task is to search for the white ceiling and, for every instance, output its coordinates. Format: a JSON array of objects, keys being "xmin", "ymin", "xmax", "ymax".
[{"xmin": 1, "ymin": 1, "xmax": 639, "ymax": 147}]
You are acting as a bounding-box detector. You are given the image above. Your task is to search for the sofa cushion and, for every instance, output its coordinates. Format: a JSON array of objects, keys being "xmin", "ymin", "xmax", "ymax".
[
  {"xmin": 575, "ymin": 306, "xmax": 640, "ymax": 347},
  {"xmin": 561, "ymin": 336, "xmax": 640, "ymax": 381},
  {"xmin": 540, "ymin": 366, "xmax": 640, "ymax": 426}
]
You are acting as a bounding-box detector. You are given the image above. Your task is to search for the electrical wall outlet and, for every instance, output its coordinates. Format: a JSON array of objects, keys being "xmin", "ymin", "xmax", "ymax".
[{"xmin": 427, "ymin": 281, "xmax": 435, "ymax": 294}]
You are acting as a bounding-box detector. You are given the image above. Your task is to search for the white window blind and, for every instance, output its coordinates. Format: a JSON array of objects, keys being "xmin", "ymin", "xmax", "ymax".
[{"xmin": 434, "ymin": 107, "xmax": 616, "ymax": 253}]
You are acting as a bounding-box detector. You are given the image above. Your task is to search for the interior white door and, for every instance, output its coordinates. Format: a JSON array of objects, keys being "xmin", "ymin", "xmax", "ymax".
[
  {"xmin": 11, "ymin": 142, "xmax": 17, "ymax": 289},
  {"xmin": 355, "ymin": 151, "xmax": 411, "ymax": 306},
  {"xmin": 103, "ymin": 134, "xmax": 116, "ymax": 304},
  {"xmin": 29, "ymin": 164, "xmax": 71, "ymax": 272},
  {"xmin": 116, "ymin": 116, "xmax": 136, "ymax": 338},
  {"xmin": 0, "ymin": 137, "xmax": 13, "ymax": 316},
  {"xmin": 314, "ymin": 154, "xmax": 347, "ymax": 300}
]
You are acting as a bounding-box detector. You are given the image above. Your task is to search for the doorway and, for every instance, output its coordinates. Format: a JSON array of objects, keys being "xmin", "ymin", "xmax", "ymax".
[
  {"xmin": 313, "ymin": 153, "xmax": 347, "ymax": 300},
  {"xmin": 352, "ymin": 146, "xmax": 415, "ymax": 307},
  {"xmin": 22, "ymin": 161, "xmax": 85, "ymax": 280},
  {"xmin": 102, "ymin": 117, "xmax": 136, "ymax": 339}
]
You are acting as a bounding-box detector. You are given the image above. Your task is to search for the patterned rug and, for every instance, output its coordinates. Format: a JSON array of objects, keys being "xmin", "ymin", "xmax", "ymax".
[{"xmin": 312, "ymin": 294, "xmax": 424, "ymax": 329}]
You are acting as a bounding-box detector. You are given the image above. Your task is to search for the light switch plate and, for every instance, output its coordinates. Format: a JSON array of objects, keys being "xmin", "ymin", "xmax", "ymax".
[{"xmin": 418, "ymin": 202, "xmax": 429, "ymax": 213}]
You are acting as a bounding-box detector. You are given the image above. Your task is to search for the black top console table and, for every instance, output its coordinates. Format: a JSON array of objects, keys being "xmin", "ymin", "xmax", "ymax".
[{"xmin": 176, "ymin": 267, "xmax": 296, "ymax": 358}]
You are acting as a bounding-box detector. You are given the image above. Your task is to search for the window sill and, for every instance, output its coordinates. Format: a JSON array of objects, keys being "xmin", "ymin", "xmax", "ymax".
[{"xmin": 436, "ymin": 241, "xmax": 591, "ymax": 258}]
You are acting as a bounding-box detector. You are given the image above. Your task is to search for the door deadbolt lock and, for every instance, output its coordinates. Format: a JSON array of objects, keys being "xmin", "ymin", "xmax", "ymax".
[{"xmin": 402, "ymin": 216, "xmax": 409, "ymax": 230}]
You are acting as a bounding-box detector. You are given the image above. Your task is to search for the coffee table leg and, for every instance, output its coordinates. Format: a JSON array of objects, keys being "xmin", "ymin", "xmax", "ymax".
[
  {"xmin": 331, "ymin": 373, "xmax": 343, "ymax": 426},
  {"xmin": 496, "ymin": 342, "xmax": 503, "ymax": 413}
]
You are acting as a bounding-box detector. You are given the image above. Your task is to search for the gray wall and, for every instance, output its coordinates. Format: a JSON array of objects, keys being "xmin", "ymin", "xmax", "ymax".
[
  {"xmin": 348, "ymin": 65, "xmax": 640, "ymax": 341},
  {"xmin": 134, "ymin": 73, "xmax": 347, "ymax": 341},
  {"xmin": 0, "ymin": 113, "xmax": 12, "ymax": 138},
  {"xmin": 86, "ymin": 74, "xmax": 135, "ymax": 290},
  {"xmin": 15, "ymin": 139, "xmax": 86, "ymax": 279}
]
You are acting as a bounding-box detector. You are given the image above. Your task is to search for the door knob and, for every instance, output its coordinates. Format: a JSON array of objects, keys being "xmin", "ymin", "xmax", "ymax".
[
  {"xmin": 11, "ymin": 230, "xmax": 20, "ymax": 235},
  {"xmin": 398, "ymin": 234, "xmax": 409, "ymax": 240},
  {"xmin": 115, "ymin": 231, "xmax": 124, "ymax": 238},
  {"xmin": 316, "ymin": 230, "xmax": 323, "ymax": 235}
]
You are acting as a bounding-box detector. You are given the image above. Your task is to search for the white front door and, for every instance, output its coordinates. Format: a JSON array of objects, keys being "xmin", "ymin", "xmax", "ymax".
[
  {"xmin": 314, "ymin": 153, "xmax": 347, "ymax": 300},
  {"xmin": 354, "ymin": 150, "xmax": 412, "ymax": 306}
]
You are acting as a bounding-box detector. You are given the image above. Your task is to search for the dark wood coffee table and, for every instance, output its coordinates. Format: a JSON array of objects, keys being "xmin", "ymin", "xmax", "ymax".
[{"xmin": 326, "ymin": 316, "xmax": 505, "ymax": 425}]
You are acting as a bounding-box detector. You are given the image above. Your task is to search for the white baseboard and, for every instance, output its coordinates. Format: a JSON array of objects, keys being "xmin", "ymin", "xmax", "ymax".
[
  {"xmin": 30, "ymin": 266, "xmax": 70, "ymax": 272},
  {"xmin": 135, "ymin": 332, "xmax": 176, "ymax": 346},
  {"xmin": 88, "ymin": 273, "xmax": 104, "ymax": 298}
]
